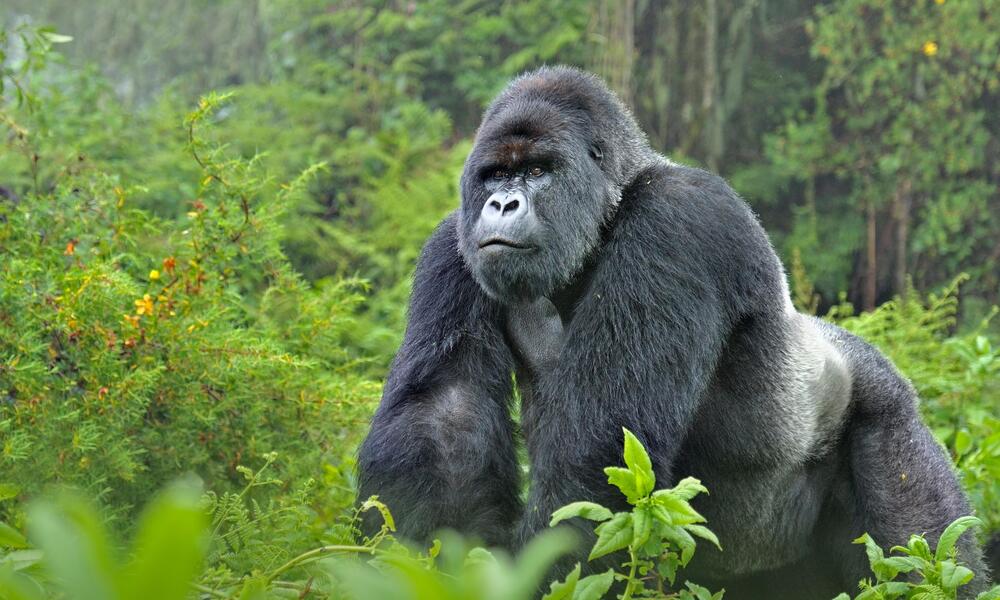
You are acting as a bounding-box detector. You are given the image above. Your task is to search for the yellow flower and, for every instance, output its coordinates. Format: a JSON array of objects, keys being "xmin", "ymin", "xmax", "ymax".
[
  {"xmin": 135, "ymin": 294, "xmax": 154, "ymax": 316},
  {"xmin": 149, "ymin": 269, "xmax": 160, "ymax": 281},
  {"xmin": 922, "ymin": 41, "xmax": 939, "ymax": 56},
  {"xmin": 935, "ymin": 0, "xmax": 944, "ymax": 4}
]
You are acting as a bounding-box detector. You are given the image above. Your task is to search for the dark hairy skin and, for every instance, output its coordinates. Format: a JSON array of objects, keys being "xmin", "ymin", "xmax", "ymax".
[{"xmin": 357, "ymin": 67, "xmax": 991, "ymax": 598}]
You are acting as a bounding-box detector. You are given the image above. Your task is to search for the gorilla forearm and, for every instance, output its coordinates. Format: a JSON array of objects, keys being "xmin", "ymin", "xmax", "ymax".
[{"xmin": 357, "ymin": 217, "xmax": 522, "ymax": 547}]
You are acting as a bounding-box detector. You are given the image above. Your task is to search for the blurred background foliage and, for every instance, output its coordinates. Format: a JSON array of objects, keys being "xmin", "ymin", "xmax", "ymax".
[{"xmin": 0, "ymin": 1, "xmax": 997, "ymax": 598}]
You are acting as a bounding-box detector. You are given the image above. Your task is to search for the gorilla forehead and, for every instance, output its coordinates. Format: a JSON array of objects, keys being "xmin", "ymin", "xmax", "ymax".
[
  {"xmin": 471, "ymin": 99, "xmax": 583, "ymax": 166},
  {"xmin": 472, "ymin": 66, "xmax": 649, "ymax": 187}
]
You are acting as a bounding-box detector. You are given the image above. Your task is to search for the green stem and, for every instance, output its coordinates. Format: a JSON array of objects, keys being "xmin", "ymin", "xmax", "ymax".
[
  {"xmin": 265, "ymin": 544, "xmax": 376, "ymax": 583},
  {"xmin": 190, "ymin": 583, "xmax": 228, "ymax": 598},
  {"xmin": 621, "ymin": 546, "xmax": 640, "ymax": 600}
]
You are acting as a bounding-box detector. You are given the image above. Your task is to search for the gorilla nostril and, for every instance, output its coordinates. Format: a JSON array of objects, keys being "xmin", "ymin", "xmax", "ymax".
[
  {"xmin": 502, "ymin": 199, "xmax": 520, "ymax": 216},
  {"xmin": 488, "ymin": 199, "xmax": 503, "ymax": 212}
]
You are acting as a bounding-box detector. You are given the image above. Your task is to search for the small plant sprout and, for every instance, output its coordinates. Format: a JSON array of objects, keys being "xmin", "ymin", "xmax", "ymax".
[
  {"xmin": 833, "ymin": 516, "xmax": 1000, "ymax": 600},
  {"xmin": 546, "ymin": 428, "xmax": 725, "ymax": 600}
]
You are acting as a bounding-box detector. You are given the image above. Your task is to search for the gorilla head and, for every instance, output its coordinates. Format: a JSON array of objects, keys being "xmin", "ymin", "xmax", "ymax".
[{"xmin": 457, "ymin": 67, "xmax": 652, "ymax": 304}]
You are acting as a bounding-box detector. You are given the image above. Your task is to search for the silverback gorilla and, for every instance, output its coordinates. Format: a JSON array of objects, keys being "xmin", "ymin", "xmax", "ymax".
[{"xmin": 357, "ymin": 67, "xmax": 990, "ymax": 598}]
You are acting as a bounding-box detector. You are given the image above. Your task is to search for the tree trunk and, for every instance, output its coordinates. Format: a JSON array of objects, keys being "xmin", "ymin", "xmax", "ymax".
[
  {"xmin": 702, "ymin": 0, "xmax": 720, "ymax": 170},
  {"xmin": 892, "ymin": 179, "xmax": 911, "ymax": 300},
  {"xmin": 864, "ymin": 195, "xmax": 878, "ymax": 312},
  {"xmin": 591, "ymin": 0, "xmax": 635, "ymax": 106}
]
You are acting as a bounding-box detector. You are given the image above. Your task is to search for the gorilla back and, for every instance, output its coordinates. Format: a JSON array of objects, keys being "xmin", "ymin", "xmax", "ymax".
[{"xmin": 357, "ymin": 67, "xmax": 991, "ymax": 598}]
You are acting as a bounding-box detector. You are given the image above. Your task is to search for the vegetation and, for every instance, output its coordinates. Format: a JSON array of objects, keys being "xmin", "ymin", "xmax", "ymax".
[{"xmin": 0, "ymin": 1, "xmax": 997, "ymax": 598}]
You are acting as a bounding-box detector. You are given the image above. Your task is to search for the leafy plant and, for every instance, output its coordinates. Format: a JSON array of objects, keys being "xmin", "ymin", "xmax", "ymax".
[
  {"xmin": 545, "ymin": 428, "xmax": 724, "ymax": 600},
  {"xmin": 833, "ymin": 517, "xmax": 1000, "ymax": 600},
  {"xmin": 0, "ymin": 481, "xmax": 205, "ymax": 600}
]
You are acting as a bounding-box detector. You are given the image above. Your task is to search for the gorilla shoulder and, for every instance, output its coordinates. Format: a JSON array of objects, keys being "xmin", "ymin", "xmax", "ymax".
[{"xmin": 619, "ymin": 161, "xmax": 854, "ymax": 458}]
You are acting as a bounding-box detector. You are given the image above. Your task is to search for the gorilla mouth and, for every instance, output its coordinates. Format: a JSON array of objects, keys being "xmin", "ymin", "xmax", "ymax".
[{"xmin": 478, "ymin": 238, "xmax": 533, "ymax": 250}]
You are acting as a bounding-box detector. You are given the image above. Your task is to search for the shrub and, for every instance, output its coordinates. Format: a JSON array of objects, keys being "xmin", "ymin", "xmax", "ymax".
[{"xmin": 0, "ymin": 86, "xmax": 379, "ymax": 539}]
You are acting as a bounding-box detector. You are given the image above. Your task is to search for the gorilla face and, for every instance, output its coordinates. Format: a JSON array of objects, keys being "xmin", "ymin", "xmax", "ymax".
[{"xmin": 457, "ymin": 104, "xmax": 613, "ymax": 305}]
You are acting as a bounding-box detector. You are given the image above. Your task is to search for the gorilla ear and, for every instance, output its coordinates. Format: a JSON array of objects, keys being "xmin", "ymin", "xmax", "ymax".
[{"xmin": 589, "ymin": 142, "xmax": 604, "ymax": 164}]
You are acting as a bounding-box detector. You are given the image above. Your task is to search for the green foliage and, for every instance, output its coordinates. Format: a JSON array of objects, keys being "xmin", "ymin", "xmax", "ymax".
[
  {"xmin": 833, "ymin": 517, "xmax": 999, "ymax": 600},
  {"xmin": 546, "ymin": 428, "xmax": 724, "ymax": 600},
  {"xmin": 0, "ymin": 8, "xmax": 998, "ymax": 599},
  {"xmin": 767, "ymin": 0, "xmax": 1000, "ymax": 308},
  {"xmin": 0, "ymin": 35, "xmax": 379, "ymax": 553},
  {"xmin": 0, "ymin": 481, "xmax": 205, "ymax": 600}
]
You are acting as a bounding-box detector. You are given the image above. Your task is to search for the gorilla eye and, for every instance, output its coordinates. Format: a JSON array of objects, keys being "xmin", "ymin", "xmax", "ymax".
[
  {"xmin": 491, "ymin": 169, "xmax": 510, "ymax": 180},
  {"xmin": 529, "ymin": 166, "xmax": 545, "ymax": 177}
]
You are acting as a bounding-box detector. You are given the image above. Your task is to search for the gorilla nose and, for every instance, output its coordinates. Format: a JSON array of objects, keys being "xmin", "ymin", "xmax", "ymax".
[{"xmin": 481, "ymin": 191, "xmax": 526, "ymax": 225}]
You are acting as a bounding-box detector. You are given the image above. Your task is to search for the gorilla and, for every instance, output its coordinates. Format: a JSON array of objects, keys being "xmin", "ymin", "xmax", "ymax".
[{"xmin": 357, "ymin": 67, "xmax": 990, "ymax": 598}]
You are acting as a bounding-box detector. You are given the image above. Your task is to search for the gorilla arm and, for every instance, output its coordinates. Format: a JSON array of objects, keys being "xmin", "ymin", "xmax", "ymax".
[{"xmin": 357, "ymin": 213, "xmax": 522, "ymax": 547}]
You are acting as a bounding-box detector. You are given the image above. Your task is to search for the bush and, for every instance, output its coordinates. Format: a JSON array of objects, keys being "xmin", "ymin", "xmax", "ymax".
[{"xmin": 0, "ymin": 84, "xmax": 378, "ymax": 546}]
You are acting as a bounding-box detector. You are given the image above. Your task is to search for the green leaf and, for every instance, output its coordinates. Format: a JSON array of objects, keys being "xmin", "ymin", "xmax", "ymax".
[
  {"xmin": 671, "ymin": 477, "xmax": 709, "ymax": 501},
  {"xmin": 507, "ymin": 528, "xmax": 579, "ymax": 600},
  {"xmin": 604, "ymin": 467, "xmax": 639, "ymax": 503},
  {"xmin": 0, "ymin": 484, "xmax": 20, "ymax": 502},
  {"xmin": 660, "ymin": 524, "xmax": 697, "ymax": 566},
  {"xmin": 910, "ymin": 584, "xmax": 947, "ymax": 600},
  {"xmin": 657, "ymin": 555, "xmax": 680, "ymax": 585},
  {"xmin": 975, "ymin": 585, "xmax": 1000, "ymax": 600},
  {"xmin": 0, "ymin": 549, "xmax": 43, "ymax": 572},
  {"xmin": 650, "ymin": 504, "xmax": 673, "ymax": 526},
  {"xmin": 854, "ymin": 533, "xmax": 885, "ymax": 570},
  {"xmin": 542, "ymin": 563, "xmax": 580, "ymax": 600},
  {"xmin": 870, "ymin": 557, "xmax": 902, "ymax": 582},
  {"xmin": 934, "ymin": 516, "xmax": 980, "ymax": 562},
  {"xmin": 679, "ymin": 581, "xmax": 720, "ymax": 600},
  {"xmin": 652, "ymin": 492, "xmax": 706, "ymax": 525},
  {"xmin": 879, "ymin": 556, "xmax": 920, "ymax": 574},
  {"xmin": 574, "ymin": 569, "xmax": 615, "ymax": 600},
  {"xmin": 685, "ymin": 524, "xmax": 722, "ymax": 551},
  {"xmin": 463, "ymin": 546, "xmax": 497, "ymax": 569},
  {"xmin": 237, "ymin": 578, "xmax": 268, "ymax": 600},
  {"xmin": 589, "ymin": 512, "xmax": 633, "ymax": 560},
  {"xmin": 0, "ymin": 569, "xmax": 45, "ymax": 600},
  {"xmin": 123, "ymin": 481, "xmax": 207, "ymax": 600},
  {"xmin": 40, "ymin": 31, "xmax": 73, "ymax": 43},
  {"xmin": 953, "ymin": 429, "xmax": 973, "ymax": 456},
  {"xmin": 550, "ymin": 502, "xmax": 614, "ymax": 527},
  {"xmin": 938, "ymin": 560, "xmax": 975, "ymax": 591},
  {"xmin": 904, "ymin": 534, "xmax": 933, "ymax": 561},
  {"xmin": 878, "ymin": 581, "xmax": 912, "ymax": 596},
  {"xmin": 0, "ymin": 522, "xmax": 28, "ymax": 549},
  {"xmin": 632, "ymin": 505, "xmax": 652, "ymax": 548},
  {"xmin": 360, "ymin": 496, "xmax": 395, "ymax": 532},
  {"xmin": 622, "ymin": 428, "xmax": 655, "ymax": 497},
  {"xmin": 28, "ymin": 494, "xmax": 121, "ymax": 600}
]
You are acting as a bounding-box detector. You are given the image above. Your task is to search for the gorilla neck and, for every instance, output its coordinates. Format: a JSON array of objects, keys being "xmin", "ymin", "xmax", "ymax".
[
  {"xmin": 548, "ymin": 262, "xmax": 595, "ymax": 326},
  {"xmin": 549, "ymin": 266, "xmax": 593, "ymax": 327},
  {"xmin": 504, "ymin": 257, "xmax": 597, "ymax": 380}
]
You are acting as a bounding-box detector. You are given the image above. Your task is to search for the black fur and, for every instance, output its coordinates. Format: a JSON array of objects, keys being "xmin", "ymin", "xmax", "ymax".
[{"xmin": 357, "ymin": 66, "xmax": 991, "ymax": 598}]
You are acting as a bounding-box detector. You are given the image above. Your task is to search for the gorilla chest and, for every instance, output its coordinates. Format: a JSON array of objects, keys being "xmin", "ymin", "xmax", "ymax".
[{"xmin": 504, "ymin": 297, "xmax": 566, "ymax": 380}]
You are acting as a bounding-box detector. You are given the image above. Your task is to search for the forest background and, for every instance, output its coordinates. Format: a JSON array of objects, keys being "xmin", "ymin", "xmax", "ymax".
[{"xmin": 0, "ymin": 1, "xmax": 997, "ymax": 598}]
